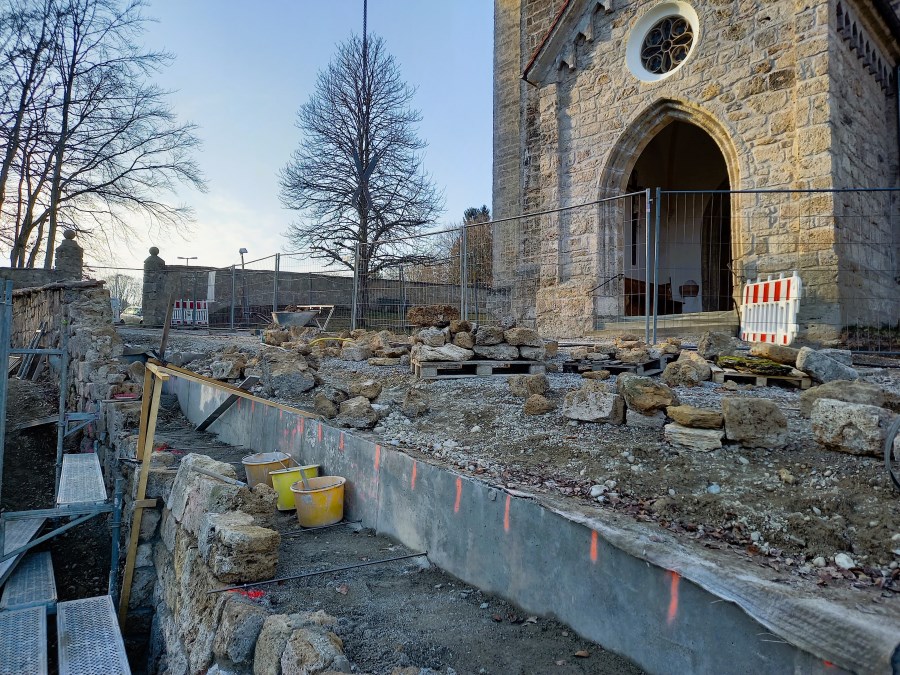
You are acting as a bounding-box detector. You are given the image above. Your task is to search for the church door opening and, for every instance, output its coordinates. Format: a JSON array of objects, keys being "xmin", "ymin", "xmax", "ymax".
[{"xmin": 623, "ymin": 120, "xmax": 732, "ymax": 316}]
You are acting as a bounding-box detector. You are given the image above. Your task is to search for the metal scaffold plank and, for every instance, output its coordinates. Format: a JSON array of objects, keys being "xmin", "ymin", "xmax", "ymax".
[
  {"xmin": 0, "ymin": 605, "xmax": 48, "ymax": 675},
  {"xmin": 57, "ymin": 595, "xmax": 130, "ymax": 675},
  {"xmin": 56, "ymin": 453, "xmax": 106, "ymax": 506},
  {"xmin": 0, "ymin": 517, "xmax": 45, "ymax": 585},
  {"xmin": 1, "ymin": 551, "xmax": 56, "ymax": 610}
]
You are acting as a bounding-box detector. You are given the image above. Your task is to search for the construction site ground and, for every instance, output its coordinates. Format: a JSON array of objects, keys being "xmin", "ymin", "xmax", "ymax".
[
  {"xmin": 120, "ymin": 326, "xmax": 900, "ymax": 604},
  {"xmin": 151, "ymin": 404, "xmax": 644, "ymax": 674}
]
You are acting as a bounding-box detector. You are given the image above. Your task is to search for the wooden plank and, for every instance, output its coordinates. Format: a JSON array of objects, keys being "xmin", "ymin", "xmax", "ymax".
[
  {"xmin": 148, "ymin": 360, "xmax": 319, "ymax": 419},
  {"xmin": 14, "ymin": 415, "xmax": 58, "ymax": 431},
  {"xmin": 118, "ymin": 368, "xmax": 162, "ymax": 623},
  {"xmin": 195, "ymin": 376, "xmax": 260, "ymax": 432}
]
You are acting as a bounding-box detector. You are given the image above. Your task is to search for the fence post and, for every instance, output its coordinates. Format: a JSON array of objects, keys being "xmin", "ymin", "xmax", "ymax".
[
  {"xmin": 644, "ymin": 189, "xmax": 652, "ymax": 344},
  {"xmin": 459, "ymin": 225, "xmax": 468, "ymax": 320},
  {"xmin": 652, "ymin": 187, "xmax": 662, "ymax": 344},
  {"xmin": 230, "ymin": 265, "xmax": 236, "ymax": 330},
  {"xmin": 273, "ymin": 253, "xmax": 280, "ymax": 314},
  {"xmin": 351, "ymin": 242, "xmax": 360, "ymax": 331}
]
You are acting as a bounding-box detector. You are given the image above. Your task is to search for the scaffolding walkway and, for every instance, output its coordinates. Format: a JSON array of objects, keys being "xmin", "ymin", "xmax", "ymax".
[{"xmin": 0, "ymin": 281, "xmax": 130, "ymax": 673}]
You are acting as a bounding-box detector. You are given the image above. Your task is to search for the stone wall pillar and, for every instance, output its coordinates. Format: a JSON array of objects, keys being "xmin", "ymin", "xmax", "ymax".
[
  {"xmin": 143, "ymin": 247, "xmax": 169, "ymax": 327},
  {"xmin": 54, "ymin": 230, "xmax": 83, "ymax": 280}
]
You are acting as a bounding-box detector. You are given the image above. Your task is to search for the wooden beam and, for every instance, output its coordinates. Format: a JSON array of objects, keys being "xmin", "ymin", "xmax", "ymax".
[
  {"xmin": 196, "ymin": 376, "xmax": 260, "ymax": 432},
  {"xmin": 148, "ymin": 360, "xmax": 319, "ymax": 419},
  {"xmin": 118, "ymin": 368, "xmax": 163, "ymax": 624}
]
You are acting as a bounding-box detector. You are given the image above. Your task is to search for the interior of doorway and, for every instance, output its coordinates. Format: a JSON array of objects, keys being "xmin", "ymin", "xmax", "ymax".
[{"xmin": 623, "ymin": 120, "xmax": 732, "ymax": 315}]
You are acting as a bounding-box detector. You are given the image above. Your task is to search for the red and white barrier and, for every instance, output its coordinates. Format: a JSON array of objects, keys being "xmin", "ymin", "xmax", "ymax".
[
  {"xmin": 170, "ymin": 299, "xmax": 209, "ymax": 327},
  {"xmin": 740, "ymin": 271, "xmax": 802, "ymax": 345}
]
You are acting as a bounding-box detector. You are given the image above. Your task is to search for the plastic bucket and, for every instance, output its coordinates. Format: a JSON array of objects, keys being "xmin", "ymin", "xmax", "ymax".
[
  {"xmin": 270, "ymin": 465, "xmax": 320, "ymax": 511},
  {"xmin": 289, "ymin": 476, "xmax": 346, "ymax": 528},
  {"xmin": 241, "ymin": 452, "xmax": 296, "ymax": 488}
]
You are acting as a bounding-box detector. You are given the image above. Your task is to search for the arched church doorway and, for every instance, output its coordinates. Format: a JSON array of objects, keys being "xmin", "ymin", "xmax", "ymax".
[{"xmin": 624, "ymin": 120, "xmax": 732, "ymax": 315}]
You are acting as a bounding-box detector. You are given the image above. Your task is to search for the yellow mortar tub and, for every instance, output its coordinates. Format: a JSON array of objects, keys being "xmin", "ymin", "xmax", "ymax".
[
  {"xmin": 241, "ymin": 452, "xmax": 296, "ymax": 488},
  {"xmin": 290, "ymin": 476, "xmax": 346, "ymax": 528},
  {"xmin": 269, "ymin": 464, "xmax": 320, "ymax": 511}
]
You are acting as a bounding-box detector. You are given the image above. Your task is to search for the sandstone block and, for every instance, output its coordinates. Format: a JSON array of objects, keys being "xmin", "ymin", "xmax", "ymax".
[
  {"xmin": 348, "ymin": 379, "xmax": 382, "ymax": 400},
  {"xmin": 799, "ymin": 380, "xmax": 885, "ymax": 417},
  {"xmin": 199, "ymin": 511, "xmax": 280, "ymax": 584},
  {"xmin": 280, "ymin": 627, "xmax": 347, "ymax": 675},
  {"xmin": 168, "ymin": 454, "xmax": 237, "ymax": 523},
  {"xmin": 406, "ymin": 304, "xmax": 459, "ymax": 327},
  {"xmin": 449, "ymin": 319, "xmax": 472, "ymax": 334},
  {"xmin": 796, "ymin": 347, "xmax": 858, "ymax": 383},
  {"xmin": 662, "ymin": 361, "xmax": 701, "ymax": 388},
  {"xmin": 415, "ymin": 344, "xmax": 474, "ymax": 362},
  {"xmin": 818, "ymin": 348, "xmax": 852, "ymax": 366},
  {"xmin": 582, "ymin": 370, "xmax": 610, "ymax": 380},
  {"xmin": 474, "ymin": 325, "xmax": 505, "ymax": 346},
  {"xmin": 524, "ymin": 394, "xmax": 555, "ymax": 416},
  {"xmin": 617, "ymin": 374, "xmax": 679, "ymax": 413},
  {"xmin": 626, "ymin": 409, "xmax": 666, "ymax": 428},
  {"xmin": 723, "ymin": 398, "xmax": 788, "ymax": 448},
  {"xmin": 666, "ymin": 405, "xmax": 723, "ymax": 429},
  {"xmin": 401, "ymin": 388, "xmax": 429, "ymax": 418},
  {"xmin": 339, "ymin": 341, "xmax": 372, "ymax": 362},
  {"xmin": 214, "ymin": 596, "xmax": 270, "ymax": 670},
  {"xmin": 811, "ymin": 399, "xmax": 897, "ymax": 457},
  {"xmin": 335, "ymin": 396, "xmax": 379, "ymax": 429},
  {"xmin": 453, "ymin": 331, "xmax": 475, "ymax": 349},
  {"xmin": 503, "ymin": 327, "xmax": 542, "ymax": 347},
  {"xmin": 615, "ymin": 347, "xmax": 650, "ymax": 364},
  {"xmin": 664, "ymin": 423, "xmax": 725, "ymax": 452},
  {"xmin": 473, "ymin": 343, "xmax": 519, "ymax": 360},
  {"xmin": 418, "ymin": 327, "xmax": 446, "ymax": 347},
  {"xmin": 748, "ymin": 343, "xmax": 799, "ymax": 365},
  {"xmin": 698, "ymin": 331, "xmax": 741, "ymax": 359},
  {"xmin": 313, "ymin": 393, "xmax": 338, "ymax": 419},
  {"xmin": 676, "ymin": 350, "xmax": 712, "ymax": 380},
  {"xmin": 562, "ymin": 388, "xmax": 624, "ymax": 424},
  {"xmin": 544, "ymin": 340, "xmax": 559, "ymax": 357},
  {"xmin": 519, "ymin": 345, "xmax": 546, "ymax": 361},
  {"xmin": 210, "ymin": 356, "xmax": 246, "ymax": 380},
  {"xmin": 508, "ymin": 373, "xmax": 548, "ymax": 398}
]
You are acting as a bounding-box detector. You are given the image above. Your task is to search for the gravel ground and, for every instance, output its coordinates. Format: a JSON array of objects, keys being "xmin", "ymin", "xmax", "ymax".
[{"xmin": 117, "ymin": 326, "xmax": 900, "ymax": 600}]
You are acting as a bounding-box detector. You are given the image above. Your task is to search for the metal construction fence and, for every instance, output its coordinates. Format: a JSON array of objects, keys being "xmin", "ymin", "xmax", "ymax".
[{"xmin": 98, "ymin": 187, "xmax": 899, "ymax": 352}]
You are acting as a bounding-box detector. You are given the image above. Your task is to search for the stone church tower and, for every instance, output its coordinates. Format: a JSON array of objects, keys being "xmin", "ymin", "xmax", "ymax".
[{"xmin": 493, "ymin": 0, "xmax": 900, "ymax": 340}]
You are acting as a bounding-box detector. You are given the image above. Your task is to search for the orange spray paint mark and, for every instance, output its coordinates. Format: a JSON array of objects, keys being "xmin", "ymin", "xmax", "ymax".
[
  {"xmin": 590, "ymin": 531, "xmax": 599, "ymax": 563},
  {"xmin": 503, "ymin": 494, "xmax": 511, "ymax": 532},
  {"xmin": 667, "ymin": 571, "xmax": 680, "ymax": 625},
  {"xmin": 375, "ymin": 445, "xmax": 381, "ymax": 472},
  {"xmin": 454, "ymin": 477, "xmax": 462, "ymax": 513},
  {"xmin": 299, "ymin": 417, "xmax": 304, "ymax": 434},
  {"xmin": 250, "ymin": 401, "xmax": 255, "ymax": 413},
  {"xmin": 317, "ymin": 423, "xmax": 322, "ymax": 442},
  {"xmin": 411, "ymin": 462, "xmax": 417, "ymax": 490},
  {"xmin": 339, "ymin": 433, "xmax": 345, "ymax": 452},
  {"xmin": 823, "ymin": 662, "xmax": 836, "ymax": 670}
]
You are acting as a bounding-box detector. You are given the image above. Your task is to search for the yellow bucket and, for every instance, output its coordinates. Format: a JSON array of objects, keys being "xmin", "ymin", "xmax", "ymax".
[
  {"xmin": 270, "ymin": 465, "xmax": 320, "ymax": 511},
  {"xmin": 290, "ymin": 476, "xmax": 346, "ymax": 528},
  {"xmin": 241, "ymin": 452, "xmax": 296, "ymax": 488}
]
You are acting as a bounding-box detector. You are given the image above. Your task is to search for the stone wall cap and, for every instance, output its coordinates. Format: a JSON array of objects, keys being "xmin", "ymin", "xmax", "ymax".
[{"xmin": 12, "ymin": 279, "xmax": 104, "ymax": 297}]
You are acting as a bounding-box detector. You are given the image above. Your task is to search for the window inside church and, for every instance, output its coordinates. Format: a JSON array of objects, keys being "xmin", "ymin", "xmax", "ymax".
[{"xmin": 640, "ymin": 16, "xmax": 694, "ymax": 75}]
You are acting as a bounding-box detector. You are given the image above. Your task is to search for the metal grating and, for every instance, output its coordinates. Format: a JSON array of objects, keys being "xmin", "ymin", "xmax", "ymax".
[
  {"xmin": 0, "ymin": 605, "xmax": 48, "ymax": 675},
  {"xmin": 0, "ymin": 517, "xmax": 45, "ymax": 585},
  {"xmin": 56, "ymin": 453, "xmax": 107, "ymax": 506},
  {"xmin": 1, "ymin": 551, "xmax": 56, "ymax": 610},
  {"xmin": 57, "ymin": 595, "xmax": 131, "ymax": 675}
]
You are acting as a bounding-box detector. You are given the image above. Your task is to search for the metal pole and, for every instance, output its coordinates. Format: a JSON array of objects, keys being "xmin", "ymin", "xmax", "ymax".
[
  {"xmin": 644, "ymin": 189, "xmax": 652, "ymax": 344},
  {"xmin": 0, "ymin": 281, "xmax": 12, "ymax": 559},
  {"xmin": 652, "ymin": 187, "xmax": 662, "ymax": 344},
  {"xmin": 55, "ymin": 321, "xmax": 69, "ymax": 494},
  {"xmin": 459, "ymin": 226, "xmax": 468, "ymax": 320},
  {"xmin": 241, "ymin": 256, "xmax": 248, "ymax": 327},
  {"xmin": 273, "ymin": 253, "xmax": 280, "ymax": 314},
  {"xmin": 351, "ymin": 242, "xmax": 360, "ymax": 331},
  {"xmin": 108, "ymin": 477, "xmax": 124, "ymax": 603},
  {"xmin": 230, "ymin": 265, "xmax": 236, "ymax": 330}
]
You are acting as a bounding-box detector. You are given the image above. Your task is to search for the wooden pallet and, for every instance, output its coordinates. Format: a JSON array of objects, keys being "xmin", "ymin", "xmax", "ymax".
[
  {"xmin": 562, "ymin": 353, "xmax": 677, "ymax": 377},
  {"xmin": 709, "ymin": 363, "xmax": 811, "ymax": 389},
  {"xmin": 413, "ymin": 359, "xmax": 546, "ymax": 380}
]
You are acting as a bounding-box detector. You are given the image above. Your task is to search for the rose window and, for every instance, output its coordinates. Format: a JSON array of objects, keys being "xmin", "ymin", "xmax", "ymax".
[{"xmin": 640, "ymin": 16, "xmax": 695, "ymax": 75}]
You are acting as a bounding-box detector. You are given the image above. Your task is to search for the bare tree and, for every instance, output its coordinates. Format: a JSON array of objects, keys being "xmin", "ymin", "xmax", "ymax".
[
  {"xmin": 279, "ymin": 34, "xmax": 442, "ymax": 323},
  {"xmin": 0, "ymin": 0, "xmax": 206, "ymax": 268}
]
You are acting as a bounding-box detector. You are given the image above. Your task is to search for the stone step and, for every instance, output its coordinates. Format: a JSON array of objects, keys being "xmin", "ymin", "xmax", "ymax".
[
  {"xmin": 0, "ymin": 551, "xmax": 56, "ymax": 610},
  {"xmin": 57, "ymin": 595, "xmax": 131, "ymax": 675},
  {"xmin": 0, "ymin": 605, "xmax": 48, "ymax": 675},
  {"xmin": 0, "ymin": 517, "xmax": 45, "ymax": 585},
  {"xmin": 56, "ymin": 453, "xmax": 107, "ymax": 506}
]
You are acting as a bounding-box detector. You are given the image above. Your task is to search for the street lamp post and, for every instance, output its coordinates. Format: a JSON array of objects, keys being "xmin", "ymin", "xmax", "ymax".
[{"xmin": 239, "ymin": 248, "xmax": 249, "ymax": 327}]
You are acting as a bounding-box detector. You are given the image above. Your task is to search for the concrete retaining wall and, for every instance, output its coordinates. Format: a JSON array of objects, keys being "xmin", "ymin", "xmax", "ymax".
[{"xmin": 165, "ymin": 372, "xmax": 900, "ymax": 674}]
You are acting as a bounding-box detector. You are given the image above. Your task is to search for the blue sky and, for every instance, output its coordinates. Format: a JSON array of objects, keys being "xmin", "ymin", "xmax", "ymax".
[{"xmin": 111, "ymin": 1, "xmax": 494, "ymax": 269}]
